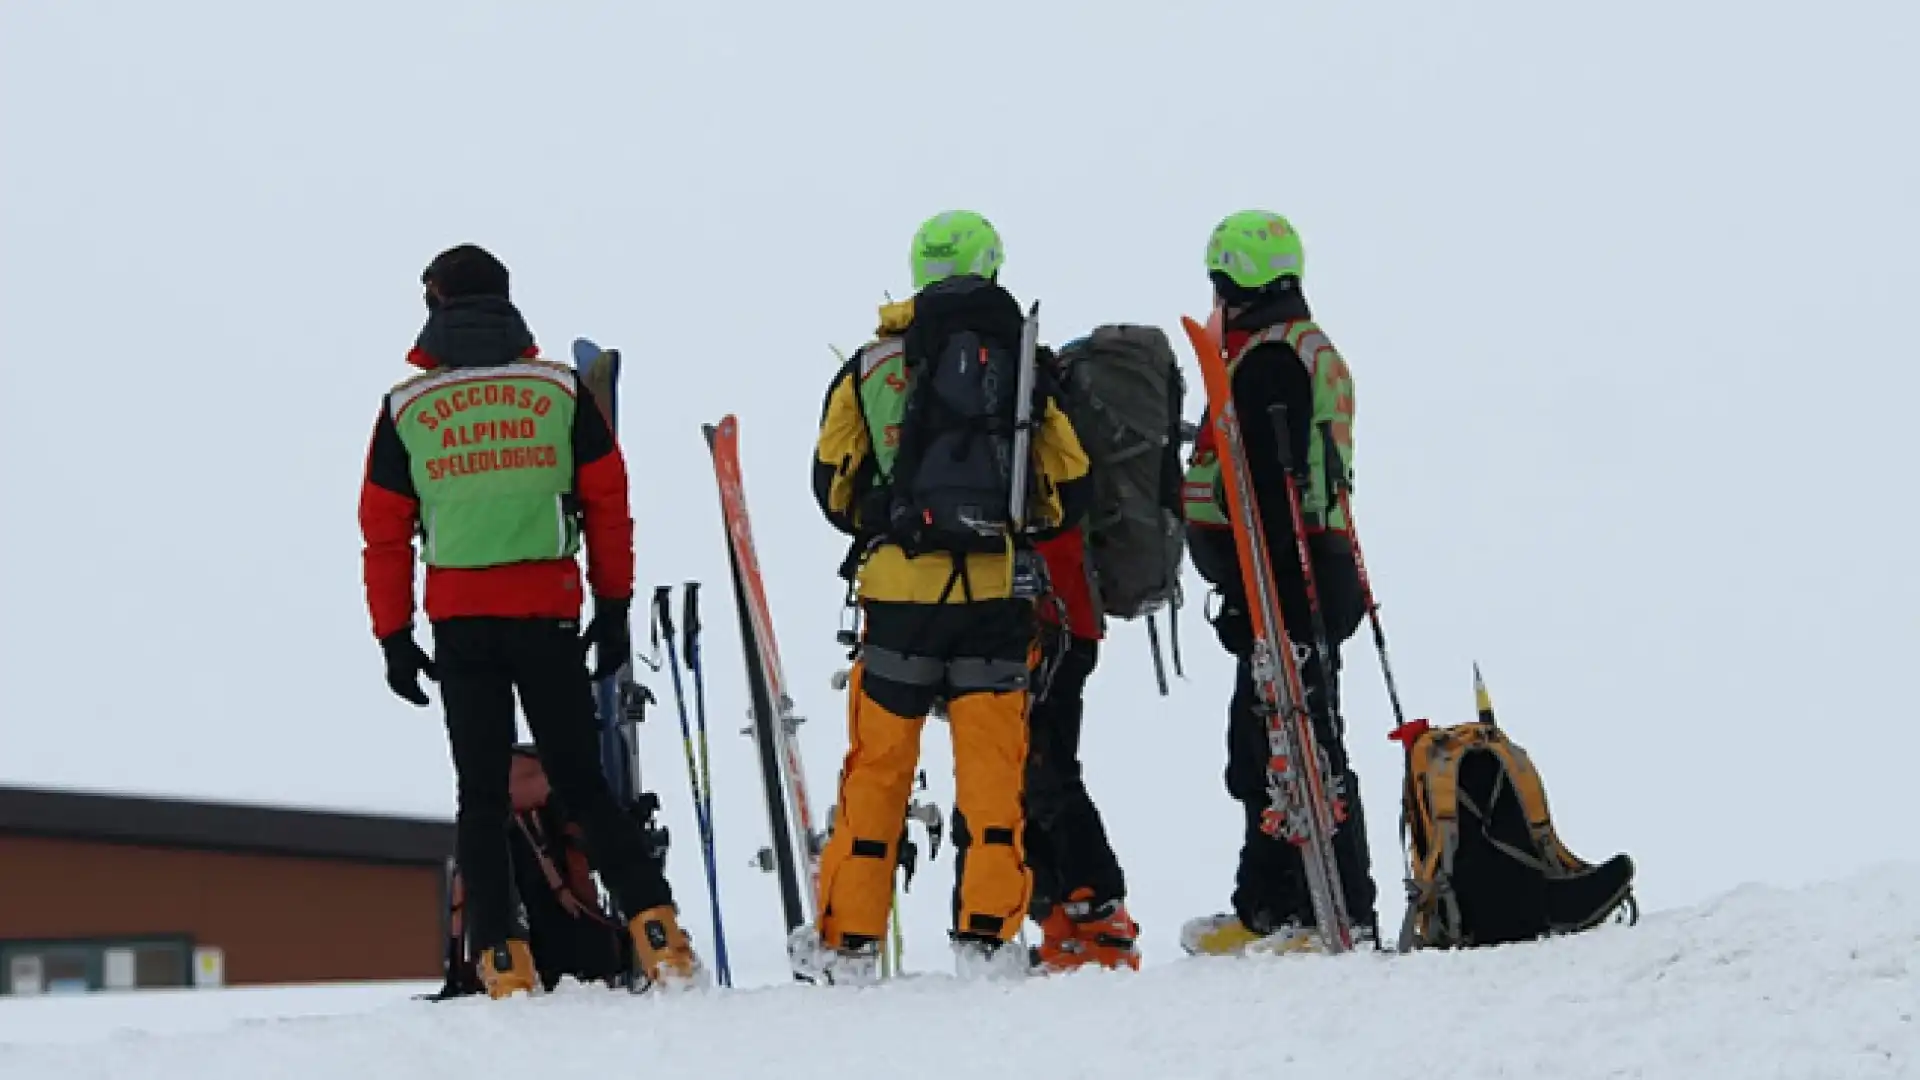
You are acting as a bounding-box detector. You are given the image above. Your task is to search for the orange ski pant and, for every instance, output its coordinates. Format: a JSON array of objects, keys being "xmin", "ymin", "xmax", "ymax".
[{"xmin": 816, "ymin": 599, "xmax": 1034, "ymax": 947}]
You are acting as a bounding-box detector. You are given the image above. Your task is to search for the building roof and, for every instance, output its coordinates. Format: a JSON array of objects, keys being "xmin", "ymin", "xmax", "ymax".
[{"xmin": 0, "ymin": 785, "xmax": 454, "ymax": 866}]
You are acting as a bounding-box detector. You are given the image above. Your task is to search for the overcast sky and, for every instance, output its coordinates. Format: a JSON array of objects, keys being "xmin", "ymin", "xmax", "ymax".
[{"xmin": 3, "ymin": 0, "xmax": 1914, "ymax": 980}]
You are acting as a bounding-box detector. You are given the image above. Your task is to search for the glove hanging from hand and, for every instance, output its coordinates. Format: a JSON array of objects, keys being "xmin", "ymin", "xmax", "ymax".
[
  {"xmin": 380, "ymin": 628, "xmax": 438, "ymax": 707},
  {"xmin": 583, "ymin": 597, "xmax": 633, "ymax": 681},
  {"xmin": 1209, "ymin": 595, "xmax": 1253, "ymax": 659}
]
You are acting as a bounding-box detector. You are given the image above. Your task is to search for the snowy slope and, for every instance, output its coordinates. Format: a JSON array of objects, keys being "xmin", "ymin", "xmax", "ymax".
[{"xmin": 4, "ymin": 864, "xmax": 1913, "ymax": 1080}]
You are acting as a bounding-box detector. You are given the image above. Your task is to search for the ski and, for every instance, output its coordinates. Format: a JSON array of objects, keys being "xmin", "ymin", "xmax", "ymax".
[
  {"xmin": 570, "ymin": 337, "xmax": 653, "ymax": 816},
  {"xmin": 703, "ymin": 414, "xmax": 822, "ymax": 938},
  {"xmin": 1179, "ymin": 314, "xmax": 1353, "ymax": 954},
  {"xmin": 568, "ymin": 336, "xmax": 645, "ymax": 807}
]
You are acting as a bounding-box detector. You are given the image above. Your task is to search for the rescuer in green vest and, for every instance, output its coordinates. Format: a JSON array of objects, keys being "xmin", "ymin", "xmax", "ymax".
[
  {"xmin": 358, "ymin": 244, "xmax": 701, "ymax": 998},
  {"xmin": 1176, "ymin": 211, "xmax": 1381, "ymax": 957}
]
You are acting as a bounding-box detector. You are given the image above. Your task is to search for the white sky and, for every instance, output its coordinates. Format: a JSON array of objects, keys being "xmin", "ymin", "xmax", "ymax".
[{"xmin": 3, "ymin": 0, "xmax": 1915, "ymax": 977}]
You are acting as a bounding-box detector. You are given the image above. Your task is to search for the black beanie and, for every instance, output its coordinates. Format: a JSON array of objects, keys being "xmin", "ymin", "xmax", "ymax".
[{"xmin": 422, "ymin": 244, "xmax": 510, "ymax": 300}]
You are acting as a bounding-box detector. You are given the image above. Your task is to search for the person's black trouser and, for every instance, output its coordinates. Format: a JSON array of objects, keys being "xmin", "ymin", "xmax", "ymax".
[
  {"xmin": 1024, "ymin": 631, "xmax": 1126, "ymax": 914},
  {"xmin": 433, "ymin": 616, "xmax": 673, "ymax": 951}
]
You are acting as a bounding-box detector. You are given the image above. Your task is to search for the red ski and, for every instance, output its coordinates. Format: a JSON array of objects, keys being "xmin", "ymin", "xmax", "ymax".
[
  {"xmin": 1180, "ymin": 314, "xmax": 1353, "ymax": 953},
  {"xmin": 703, "ymin": 415, "xmax": 822, "ymax": 936}
]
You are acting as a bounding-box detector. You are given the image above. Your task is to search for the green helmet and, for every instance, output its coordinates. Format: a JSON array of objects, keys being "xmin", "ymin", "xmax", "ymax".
[
  {"xmin": 1205, "ymin": 210, "xmax": 1305, "ymax": 289},
  {"xmin": 910, "ymin": 210, "xmax": 1005, "ymax": 289}
]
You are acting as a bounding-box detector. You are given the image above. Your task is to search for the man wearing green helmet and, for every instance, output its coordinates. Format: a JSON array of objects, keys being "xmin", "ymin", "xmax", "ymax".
[
  {"xmin": 799, "ymin": 210, "xmax": 1096, "ymax": 982},
  {"xmin": 1179, "ymin": 210, "xmax": 1380, "ymax": 955}
]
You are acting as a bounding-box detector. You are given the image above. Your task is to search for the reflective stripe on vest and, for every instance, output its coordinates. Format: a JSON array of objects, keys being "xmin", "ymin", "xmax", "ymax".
[{"xmin": 390, "ymin": 361, "xmax": 581, "ymax": 569}]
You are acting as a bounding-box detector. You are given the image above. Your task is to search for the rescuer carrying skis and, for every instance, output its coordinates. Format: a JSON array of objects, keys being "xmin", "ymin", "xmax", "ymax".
[{"xmin": 1178, "ymin": 212, "xmax": 1381, "ymax": 955}]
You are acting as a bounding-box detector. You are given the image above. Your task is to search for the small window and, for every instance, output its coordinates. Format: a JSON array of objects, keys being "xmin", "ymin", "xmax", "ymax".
[
  {"xmin": 134, "ymin": 942, "xmax": 189, "ymax": 988},
  {"xmin": 0, "ymin": 936, "xmax": 191, "ymax": 995},
  {"xmin": 40, "ymin": 948, "xmax": 91, "ymax": 993}
]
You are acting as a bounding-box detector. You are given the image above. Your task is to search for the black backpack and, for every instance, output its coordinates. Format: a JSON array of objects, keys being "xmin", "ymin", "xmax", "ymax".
[
  {"xmin": 1055, "ymin": 325, "xmax": 1188, "ymax": 619},
  {"xmin": 885, "ymin": 277, "xmax": 1033, "ymax": 555}
]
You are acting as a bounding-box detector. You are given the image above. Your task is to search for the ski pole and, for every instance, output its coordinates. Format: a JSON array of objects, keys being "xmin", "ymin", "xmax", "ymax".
[
  {"xmin": 1266, "ymin": 405, "xmax": 1351, "ymax": 753},
  {"xmin": 681, "ymin": 581, "xmax": 732, "ymax": 984},
  {"xmin": 684, "ymin": 583, "xmax": 718, "ymax": 832},
  {"xmin": 889, "ymin": 890, "xmax": 905, "ymax": 974},
  {"xmin": 1146, "ymin": 614, "xmax": 1170, "ymax": 695},
  {"xmin": 1322, "ymin": 425, "xmax": 1408, "ymax": 733},
  {"xmin": 1318, "ymin": 429, "xmax": 1428, "ymax": 909},
  {"xmin": 650, "ymin": 586, "xmax": 732, "ymax": 986}
]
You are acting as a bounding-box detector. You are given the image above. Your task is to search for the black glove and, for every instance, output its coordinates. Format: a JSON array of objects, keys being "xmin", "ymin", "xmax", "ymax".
[
  {"xmin": 380, "ymin": 628, "xmax": 437, "ymax": 707},
  {"xmin": 584, "ymin": 597, "xmax": 633, "ymax": 681},
  {"xmin": 1210, "ymin": 595, "xmax": 1253, "ymax": 659}
]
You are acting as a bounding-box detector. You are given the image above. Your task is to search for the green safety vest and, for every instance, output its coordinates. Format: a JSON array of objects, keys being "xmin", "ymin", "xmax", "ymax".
[
  {"xmin": 390, "ymin": 360, "xmax": 582, "ymax": 569},
  {"xmin": 1182, "ymin": 320, "xmax": 1354, "ymax": 532}
]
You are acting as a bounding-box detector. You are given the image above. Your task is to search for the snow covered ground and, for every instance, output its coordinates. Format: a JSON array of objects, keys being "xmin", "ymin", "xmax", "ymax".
[{"xmin": 3, "ymin": 863, "xmax": 1912, "ymax": 1080}]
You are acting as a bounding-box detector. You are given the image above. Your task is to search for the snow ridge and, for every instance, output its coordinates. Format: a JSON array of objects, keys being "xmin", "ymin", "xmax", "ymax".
[{"xmin": 2, "ymin": 864, "xmax": 1914, "ymax": 1080}]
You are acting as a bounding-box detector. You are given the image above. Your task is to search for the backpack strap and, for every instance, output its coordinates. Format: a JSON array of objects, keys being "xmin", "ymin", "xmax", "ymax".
[
  {"xmin": 1493, "ymin": 738, "xmax": 1597, "ymax": 876},
  {"xmin": 1400, "ymin": 723, "xmax": 1500, "ymax": 950},
  {"xmin": 1451, "ymin": 749, "xmax": 1561, "ymax": 876},
  {"xmin": 512, "ymin": 812, "xmax": 620, "ymax": 928},
  {"xmin": 1233, "ymin": 324, "xmax": 1287, "ymax": 362}
]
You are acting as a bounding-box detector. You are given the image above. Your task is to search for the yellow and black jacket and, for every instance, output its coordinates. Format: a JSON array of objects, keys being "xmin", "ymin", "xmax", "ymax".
[{"xmin": 813, "ymin": 282, "xmax": 1092, "ymax": 605}]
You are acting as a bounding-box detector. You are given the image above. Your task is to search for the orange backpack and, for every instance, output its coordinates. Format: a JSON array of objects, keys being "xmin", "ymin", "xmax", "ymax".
[{"xmin": 1392, "ymin": 678, "xmax": 1638, "ymax": 951}]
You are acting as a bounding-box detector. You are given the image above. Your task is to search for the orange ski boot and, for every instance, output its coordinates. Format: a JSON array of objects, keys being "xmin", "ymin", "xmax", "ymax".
[
  {"xmin": 1064, "ymin": 889, "xmax": 1142, "ymax": 971},
  {"xmin": 1031, "ymin": 902, "xmax": 1089, "ymax": 973},
  {"xmin": 478, "ymin": 940, "xmax": 538, "ymax": 999},
  {"xmin": 629, "ymin": 905, "xmax": 703, "ymax": 992}
]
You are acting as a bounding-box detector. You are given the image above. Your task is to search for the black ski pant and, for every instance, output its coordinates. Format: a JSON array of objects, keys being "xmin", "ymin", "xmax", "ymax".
[
  {"xmin": 433, "ymin": 617, "xmax": 673, "ymax": 952},
  {"xmin": 1023, "ymin": 629, "xmax": 1126, "ymax": 914}
]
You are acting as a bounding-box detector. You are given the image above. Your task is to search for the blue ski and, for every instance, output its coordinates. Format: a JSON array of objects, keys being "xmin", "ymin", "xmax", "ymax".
[{"xmin": 571, "ymin": 337, "xmax": 642, "ymax": 809}]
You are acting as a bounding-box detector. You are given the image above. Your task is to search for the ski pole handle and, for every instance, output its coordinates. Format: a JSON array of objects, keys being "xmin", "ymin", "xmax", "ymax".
[
  {"xmin": 652, "ymin": 585, "xmax": 676, "ymax": 645},
  {"xmin": 683, "ymin": 581, "xmax": 702, "ymax": 661},
  {"xmin": 1265, "ymin": 403, "xmax": 1309, "ymax": 482}
]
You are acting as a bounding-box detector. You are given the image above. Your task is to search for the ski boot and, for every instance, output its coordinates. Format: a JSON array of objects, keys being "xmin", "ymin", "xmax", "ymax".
[
  {"xmin": 951, "ymin": 932, "xmax": 1031, "ymax": 982},
  {"xmin": 1180, "ymin": 912, "xmax": 1378, "ymax": 956},
  {"xmin": 1033, "ymin": 891, "xmax": 1142, "ymax": 972},
  {"xmin": 1063, "ymin": 889, "xmax": 1141, "ymax": 971},
  {"xmin": 1179, "ymin": 913, "xmax": 1321, "ymax": 957},
  {"xmin": 629, "ymin": 905, "xmax": 704, "ymax": 992},
  {"xmin": 478, "ymin": 939, "xmax": 538, "ymax": 999},
  {"xmin": 1030, "ymin": 903, "xmax": 1086, "ymax": 972},
  {"xmin": 787, "ymin": 925, "xmax": 881, "ymax": 987}
]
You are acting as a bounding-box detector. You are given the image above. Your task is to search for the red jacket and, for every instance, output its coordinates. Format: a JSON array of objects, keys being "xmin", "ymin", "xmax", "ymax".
[
  {"xmin": 359, "ymin": 299, "xmax": 633, "ymax": 640},
  {"xmin": 1036, "ymin": 528, "xmax": 1103, "ymax": 642}
]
